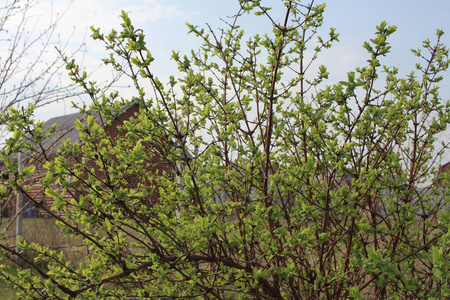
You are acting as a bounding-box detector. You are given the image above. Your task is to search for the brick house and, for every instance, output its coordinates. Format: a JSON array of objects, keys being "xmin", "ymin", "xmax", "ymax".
[{"xmin": 1, "ymin": 103, "xmax": 172, "ymax": 218}]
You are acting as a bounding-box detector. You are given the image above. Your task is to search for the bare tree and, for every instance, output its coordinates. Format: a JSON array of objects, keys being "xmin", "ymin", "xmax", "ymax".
[{"xmin": 0, "ymin": 0, "xmax": 82, "ymax": 136}]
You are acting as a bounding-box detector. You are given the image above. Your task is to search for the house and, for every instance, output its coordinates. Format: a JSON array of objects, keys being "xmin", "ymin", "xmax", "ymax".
[
  {"xmin": 1, "ymin": 103, "xmax": 172, "ymax": 218},
  {"xmin": 435, "ymin": 161, "xmax": 450, "ymax": 186}
]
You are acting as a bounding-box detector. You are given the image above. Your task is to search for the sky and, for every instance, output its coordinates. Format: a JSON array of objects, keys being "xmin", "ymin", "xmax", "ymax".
[{"xmin": 11, "ymin": 0, "xmax": 450, "ymax": 120}]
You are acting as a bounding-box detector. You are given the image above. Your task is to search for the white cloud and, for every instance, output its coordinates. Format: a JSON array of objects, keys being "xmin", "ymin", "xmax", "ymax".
[
  {"xmin": 11, "ymin": 0, "xmax": 193, "ymax": 121},
  {"xmin": 26, "ymin": 0, "xmax": 190, "ymax": 44}
]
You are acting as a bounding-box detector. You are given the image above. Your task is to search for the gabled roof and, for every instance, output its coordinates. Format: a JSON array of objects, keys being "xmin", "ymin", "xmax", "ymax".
[
  {"xmin": 39, "ymin": 111, "xmax": 87, "ymax": 153},
  {"xmin": 37, "ymin": 102, "xmax": 137, "ymax": 155}
]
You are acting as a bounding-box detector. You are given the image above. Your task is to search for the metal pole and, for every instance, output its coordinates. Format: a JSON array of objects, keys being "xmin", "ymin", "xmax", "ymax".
[{"xmin": 16, "ymin": 152, "xmax": 23, "ymax": 253}]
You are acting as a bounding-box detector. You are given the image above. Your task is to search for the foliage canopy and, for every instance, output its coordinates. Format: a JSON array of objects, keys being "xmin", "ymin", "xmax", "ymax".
[{"xmin": 1, "ymin": 0, "xmax": 449, "ymax": 299}]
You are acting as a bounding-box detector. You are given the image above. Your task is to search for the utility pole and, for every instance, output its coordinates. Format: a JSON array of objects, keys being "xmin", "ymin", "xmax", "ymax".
[{"xmin": 16, "ymin": 152, "xmax": 23, "ymax": 253}]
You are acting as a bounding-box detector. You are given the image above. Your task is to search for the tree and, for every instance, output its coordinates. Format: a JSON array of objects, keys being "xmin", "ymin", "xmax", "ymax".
[
  {"xmin": 1, "ymin": 0, "xmax": 449, "ymax": 299},
  {"xmin": 0, "ymin": 0, "xmax": 81, "ymax": 136}
]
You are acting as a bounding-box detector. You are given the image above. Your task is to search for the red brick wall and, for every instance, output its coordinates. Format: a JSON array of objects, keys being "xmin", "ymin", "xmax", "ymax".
[{"xmin": 102, "ymin": 103, "xmax": 171, "ymax": 205}]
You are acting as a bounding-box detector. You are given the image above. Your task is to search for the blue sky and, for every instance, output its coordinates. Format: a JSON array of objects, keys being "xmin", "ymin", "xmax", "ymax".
[
  {"xmin": 25, "ymin": 0, "xmax": 450, "ymax": 119},
  {"xmin": 324, "ymin": 0, "xmax": 450, "ymax": 73}
]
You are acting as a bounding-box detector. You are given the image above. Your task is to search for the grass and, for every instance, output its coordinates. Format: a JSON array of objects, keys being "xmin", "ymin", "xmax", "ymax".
[
  {"xmin": 0, "ymin": 277, "xmax": 17, "ymax": 300},
  {"xmin": 1, "ymin": 217, "xmax": 85, "ymax": 299},
  {"xmin": 1, "ymin": 217, "xmax": 84, "ymax": 261}
]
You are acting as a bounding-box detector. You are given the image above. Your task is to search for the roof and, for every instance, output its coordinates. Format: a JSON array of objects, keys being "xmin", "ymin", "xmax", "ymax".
[
  {"xmin": 37, "ymin": 103, "xmax": 137, "ymax": 155},
  {"xmin": 38, "ymin": 111, "xmax": 88, "ymax": 153}
]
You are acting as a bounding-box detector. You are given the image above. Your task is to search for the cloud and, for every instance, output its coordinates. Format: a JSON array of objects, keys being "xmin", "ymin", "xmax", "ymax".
[{"xmin": 26, "ymin": 0, "xmax": 190, "ymax": 43}]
